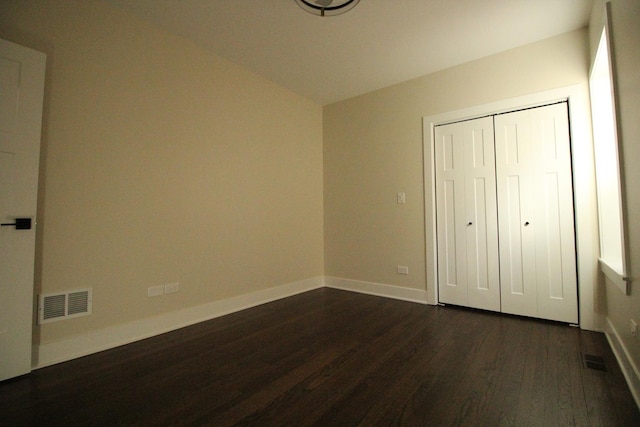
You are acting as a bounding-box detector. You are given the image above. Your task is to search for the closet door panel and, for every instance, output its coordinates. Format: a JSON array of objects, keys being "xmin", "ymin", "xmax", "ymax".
[
  {"xmin": 435, "ymin": 118, "xmax": 499, "ymax": 311},
  {"xmin": 495, "ymin": 112, "xmax": 538, "ymax": 318},
  {"xmin": 530, "ymin": 104, "xmax": 578, "ymax": 323},
  {"xmin": 435, "ymin": 123, "xmax": 467, "ymax": 306},
  {"xmin": 495, "ymin": 104, "xmax": 578, "ymax": 323},
  {"xmin": 463, "ymin": 118, "xmax": 500, "ymax": 311}
]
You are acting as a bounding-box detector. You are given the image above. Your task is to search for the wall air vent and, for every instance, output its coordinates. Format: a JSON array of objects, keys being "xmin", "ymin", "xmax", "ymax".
[{"xmin": 39, "ymin": 288, "xmax": 92, "ymax": 324}]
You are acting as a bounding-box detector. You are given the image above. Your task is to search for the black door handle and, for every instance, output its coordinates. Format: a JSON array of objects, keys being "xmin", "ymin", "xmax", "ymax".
[{"xmin": 1, "ymin": 218, "xmax": 32, "ymax": 230}]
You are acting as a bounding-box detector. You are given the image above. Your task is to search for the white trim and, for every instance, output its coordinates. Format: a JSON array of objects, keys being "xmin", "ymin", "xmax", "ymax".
[
  {"xmin": 423, "ymin": 120, "xmax": 439, "ymax": 306},
  {"xmin": 423, "ymin": 84, "xmax": 602, "ymax": 331},
  {"xmin": 34, "ymin": 277, "xmax": 324, "ymax": 369},
  {"xmin": 325, "ymin": 276, "xmax": 428, "ymax": 304},
  {"xmin": 599, "ymin": 258, "xmax": 630, "ymax": 295},
  {"xmin": 605, "ymin": 317, "xmax": 640, "ymax": 409}
]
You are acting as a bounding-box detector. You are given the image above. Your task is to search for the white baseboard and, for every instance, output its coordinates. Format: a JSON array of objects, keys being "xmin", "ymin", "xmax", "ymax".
[
  {"xmin": 35, "ymin": 276, "xmax": 324, "ymax": 369},
  {"xmin": 324, "ymin": 276, "xmax": 428, "ymax": 305},
  {"xmin": 604, "ymin": 317, "xmax": 640, "ymax": 408}
]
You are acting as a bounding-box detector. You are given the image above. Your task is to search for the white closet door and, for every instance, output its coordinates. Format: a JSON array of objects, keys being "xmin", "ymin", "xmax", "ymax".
[
  {"xmin": 436, "ymin": 117, "xmax": 500, "ymax": 311},
  {"xmin": 495, "ymin": 103, "xmax": 578, "ymax": 323},
  {"xmin": 435, "ymin": 122, "xmax": 467, "ymax": 306},
  {"xmin": 463, "ymin": 118, "xmax": 500, "ymax": 311},
  {"xmin": 529, "ymin": 104, "xmax": 578, "ymax": 323},
  {"xmin": 494, "ymin": 110, "xmax": 538, "ymax": 317}
]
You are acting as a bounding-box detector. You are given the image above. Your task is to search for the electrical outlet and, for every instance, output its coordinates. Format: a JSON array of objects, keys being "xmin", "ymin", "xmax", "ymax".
[
  {"xmin": 397, "ymin": 265, "xmax": 409, "ymax": 275},
  {"xmin": 148, "ymin": 285, "xmax": 164, "ymax": 297},
  {"xmin": 164, "ymin": 282, "xmax": 180, "ymax": 294},
  {"xmin": 397, "ymin": 192, "xmax": 406, "ymax": 204}
]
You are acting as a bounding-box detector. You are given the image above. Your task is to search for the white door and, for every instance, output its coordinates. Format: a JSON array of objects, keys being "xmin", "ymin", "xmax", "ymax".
[
  {"xmin": 463, "ymin": 118, "xmax": 500, "ymax": 311},
  {"xmin": 493, "ymin": 110, "xmax": 538, "ymax": 318},
  {"xmin": 495, "ymin": 103, "xmax": 578, "ymax": 323},
  {"xmin": 435, "ymin": 121, "xmax": 467, "ymax": 306},
  {"xmin": 435, "ymin": 117, "xmax": 500, "ymax": 311},
  {"xmin": 0, "ymin": 39, "xmax": 46, "ymax": 381}
]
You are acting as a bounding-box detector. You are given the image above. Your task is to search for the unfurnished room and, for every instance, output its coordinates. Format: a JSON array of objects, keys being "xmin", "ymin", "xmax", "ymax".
[{"xmin": 0, "ymin": 0, "xmax": 639, "ymax": 425}]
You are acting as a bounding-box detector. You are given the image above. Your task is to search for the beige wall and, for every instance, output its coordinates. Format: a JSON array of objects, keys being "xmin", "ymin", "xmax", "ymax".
[
  {"xmin": 590, "ymin": 0, "xmax": 640, "ymax": 375},
  {"xmin": 0, "ymin": 0, "xmax": 324, "ymax": 345},
  {"xmin": 324, "ymin": 29, "xmax": 590, "ymax": 291}
]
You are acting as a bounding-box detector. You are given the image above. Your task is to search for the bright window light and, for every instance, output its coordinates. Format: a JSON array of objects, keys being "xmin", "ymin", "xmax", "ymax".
[{"xmin": 589, "ymin": 20, "xmax": 629, "ymax": 294}]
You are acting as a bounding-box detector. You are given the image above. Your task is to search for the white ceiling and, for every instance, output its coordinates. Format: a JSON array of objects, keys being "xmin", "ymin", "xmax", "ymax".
[{"xmin": 108, "ymin": 0, "xmax": 594, "ymax": 106}]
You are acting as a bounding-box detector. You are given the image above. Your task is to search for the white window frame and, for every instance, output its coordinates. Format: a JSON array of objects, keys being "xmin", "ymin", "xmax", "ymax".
[{"xmin": 589, "ymin": 1, "xmax": 630, "ymax": 295}]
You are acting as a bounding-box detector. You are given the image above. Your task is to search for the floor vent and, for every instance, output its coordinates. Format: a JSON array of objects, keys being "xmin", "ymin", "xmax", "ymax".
[
  {"xmin": 39, "ymin": 288, "xmax": 92, "ymax": 324},
  {"xmin": 583, "ymin": 353, "xmax": 607, "ymax": 372}
]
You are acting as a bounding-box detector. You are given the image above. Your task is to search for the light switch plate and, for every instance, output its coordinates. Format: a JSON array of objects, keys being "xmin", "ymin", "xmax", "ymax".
[
  {"xmin": 148, "ymin": 285, "xmax": 164, "ymax": 297},
  {"xmin": 397, "ymin": 265, "xmax": 409, "ymax": 275},
  {"xmin": 164, "ymin": 282, "xmax": 180, "ymax": 294}
]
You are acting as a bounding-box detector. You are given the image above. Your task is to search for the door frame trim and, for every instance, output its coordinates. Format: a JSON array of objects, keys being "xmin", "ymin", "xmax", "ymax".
[{"xmin": 423, "ymin": 83, "xmax": 602, "ymax": 331}]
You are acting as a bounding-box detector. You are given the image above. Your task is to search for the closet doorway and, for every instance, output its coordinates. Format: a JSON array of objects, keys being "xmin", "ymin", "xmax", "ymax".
[{"xmin": 432, "ymin": 102, "xmax": 578, "ymax": 324}]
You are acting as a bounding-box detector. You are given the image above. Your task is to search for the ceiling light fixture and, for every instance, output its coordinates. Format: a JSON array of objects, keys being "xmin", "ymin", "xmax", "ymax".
[{"xmin": 295, "ymin": 0, "xmax": 360, "ymax": 17}]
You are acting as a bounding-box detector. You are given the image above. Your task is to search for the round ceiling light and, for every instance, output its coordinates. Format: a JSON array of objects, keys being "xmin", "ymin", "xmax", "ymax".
[{"xmin": 295, "ymin": 0, "xmax": 361, "ymax": 17}]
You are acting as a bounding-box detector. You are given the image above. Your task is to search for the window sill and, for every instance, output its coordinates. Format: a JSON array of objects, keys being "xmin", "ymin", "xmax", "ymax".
[{"xmin": 599, "ymin": 258, "xmax": 629, "ymax": 295}]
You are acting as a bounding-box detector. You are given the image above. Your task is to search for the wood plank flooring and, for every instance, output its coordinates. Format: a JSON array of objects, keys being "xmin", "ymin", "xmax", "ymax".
[{"xmin": 1, "ymin": 288, "xmax": 638, "ymax": 426}]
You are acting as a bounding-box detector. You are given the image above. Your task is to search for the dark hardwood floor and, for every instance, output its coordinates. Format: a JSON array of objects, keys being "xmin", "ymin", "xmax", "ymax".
[{"xmin": 1, "ymin": 288, "xmax": 638, "ymax": 426}]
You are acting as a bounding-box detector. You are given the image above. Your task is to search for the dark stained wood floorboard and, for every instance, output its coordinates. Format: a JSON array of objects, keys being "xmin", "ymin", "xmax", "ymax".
[{"xmin": 0, "ymin": 288, "xmax": 638, "ymax": 426}]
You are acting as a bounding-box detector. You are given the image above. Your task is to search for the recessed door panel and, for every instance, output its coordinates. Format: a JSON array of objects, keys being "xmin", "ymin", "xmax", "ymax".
[
  {"xmin": 502, "ymin": 124, "xmax": 520, "ymax": 166},
  {"xmin": 470, "ymin": 177, "xmax": 488, "ymax": 291},
  {"xmin": 542, "ymin": 172, "xmax": 564, "ymax": 299},
  {"xmin": 0, "ymin": 57, "xmax": 20, "ymax": 132},
  {"xmin": 442, "ymin": 135, "xmax": 455, "ymax": 171},
  {"xmin": 443, "ymin": 180, "xmax": 459, "ymax": 286},
  {"xmin": 504, "ymin": 175, "xmax": 524, "ymax": 295}
]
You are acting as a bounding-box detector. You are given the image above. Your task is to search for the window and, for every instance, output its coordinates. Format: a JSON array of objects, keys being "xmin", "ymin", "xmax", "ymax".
[{"xmin": 589, "ymin": 3, "xmax": 629, "ymax": 294}]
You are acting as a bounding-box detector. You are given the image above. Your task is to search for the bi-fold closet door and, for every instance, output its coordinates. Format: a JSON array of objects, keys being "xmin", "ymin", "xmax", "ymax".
[
  {"xmin": 434, "ymin": 102, "xmax": 578, "ymax": 324},
  {"xmin": 435, "ymin": 116, "xmax": 500, "ymax": 312}
]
